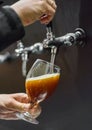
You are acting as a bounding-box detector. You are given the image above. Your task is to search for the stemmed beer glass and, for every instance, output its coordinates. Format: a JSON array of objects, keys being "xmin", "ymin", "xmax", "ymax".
[{"xmin": 16, "ymin": 59, "xmax": 60, "ymax": 124}]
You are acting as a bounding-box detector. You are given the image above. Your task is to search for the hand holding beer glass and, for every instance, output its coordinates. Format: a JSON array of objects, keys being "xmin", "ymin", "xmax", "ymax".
[{"xmin": 17, "ymin": 59, "xmax": 60, "ymax": 124}]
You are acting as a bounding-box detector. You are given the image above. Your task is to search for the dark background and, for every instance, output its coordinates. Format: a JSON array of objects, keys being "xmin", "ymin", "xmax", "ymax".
[{"xmin": 0, "ymin": 0, "xmax": 92, "ymax": 130}]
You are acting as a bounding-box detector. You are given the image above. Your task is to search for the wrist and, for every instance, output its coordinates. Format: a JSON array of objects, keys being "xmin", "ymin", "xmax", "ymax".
[{"xmin": 11, "ymin": 3, "xmax": 30, "ymax": 26}]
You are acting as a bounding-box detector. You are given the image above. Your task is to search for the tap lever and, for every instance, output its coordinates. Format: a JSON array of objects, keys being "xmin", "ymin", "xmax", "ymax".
[
  {"xmin": 46, "ymin": 22, "xmax": 53, "ymax": 28},
  {"xmin": 46, "ymin": 21, "xmax": 55, "ymax": 41}
]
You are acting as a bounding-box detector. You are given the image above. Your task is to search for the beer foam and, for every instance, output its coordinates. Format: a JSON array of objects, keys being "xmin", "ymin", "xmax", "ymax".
[{"xmin": 26, "ymin": 73, "xmax": 60, "ymax": 81}]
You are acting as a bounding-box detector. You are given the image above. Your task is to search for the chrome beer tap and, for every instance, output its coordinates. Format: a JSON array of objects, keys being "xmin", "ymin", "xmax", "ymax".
[
  {"xmin": 43, "ymin": 22, "xmax": 55, "ymax": 48},
  {"xmin": 43, "ymin": 28, "xmax": 86, "ymax": 48},
  {"xmin": 43, "ymin": 22, "xmax": 58, "ymax": 64},
  {"xmin": 15, "ymin": 41, "xmax": 44, "ymax": 77},
  {"xmin": 15, "ymin": 41, "xmax": 28, "ymax": 76},
  {"xmin": 14, "ymin": 28, "xmax": 86, "ymax": 77},
  {"xmin": 42, "ymin": 27, "xmax": 86, "ymax": 65}
]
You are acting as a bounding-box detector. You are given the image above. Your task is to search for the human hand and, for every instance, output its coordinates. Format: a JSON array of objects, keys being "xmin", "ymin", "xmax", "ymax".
[
  {"xmin": 0, "ymin": 93, "xmax": 41, "ymax": 120},
  {"xmin": 11, "ymin": 0, "xmax": 57, "ymax": 26}
]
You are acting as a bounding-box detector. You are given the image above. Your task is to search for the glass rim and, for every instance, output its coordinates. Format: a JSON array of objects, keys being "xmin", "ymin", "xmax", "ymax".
[{"xmin": 35, "ymin": 59, "xmax": 61, "ymax": 71}]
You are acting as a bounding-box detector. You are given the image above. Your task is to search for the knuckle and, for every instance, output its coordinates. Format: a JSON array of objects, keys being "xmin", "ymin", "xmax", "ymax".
[
  {"xmin": 39, "ymin": 1, "xmax": 47, "ymax": 13},
  {"xmin": 40, "ymin": 0, "xmax": 45, "ymax": 6}
]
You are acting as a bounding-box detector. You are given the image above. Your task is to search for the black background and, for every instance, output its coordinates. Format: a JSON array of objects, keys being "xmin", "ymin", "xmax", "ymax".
[{"xmin": 0, "ymin": 0, "xmax": 92, "ymax": 130}]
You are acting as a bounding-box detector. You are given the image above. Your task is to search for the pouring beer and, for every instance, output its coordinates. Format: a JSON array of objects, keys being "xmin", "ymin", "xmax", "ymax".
[{"xmin": 17, "ymin": 59, "xmax": 60, "ymax": 124}]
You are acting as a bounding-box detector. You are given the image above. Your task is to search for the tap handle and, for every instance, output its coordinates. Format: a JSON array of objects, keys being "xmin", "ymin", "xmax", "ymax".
[
  {"xmin": 46, "ymin": 21, "xmax": 53, "ymax": 29},
  {"xmin": 46, "ymin": 21, "xmax": 53, "ymax": 33}
]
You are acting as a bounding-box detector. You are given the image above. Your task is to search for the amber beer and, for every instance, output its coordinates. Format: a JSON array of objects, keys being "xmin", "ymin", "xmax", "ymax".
[{"xmin": 25, "ymin": 73, "xmax": 60, "ymax": 102}]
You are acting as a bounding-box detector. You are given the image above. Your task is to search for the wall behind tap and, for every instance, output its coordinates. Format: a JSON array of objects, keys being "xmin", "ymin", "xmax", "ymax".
[{"xmin": 0, "ymin": 0, "xmax": 92, "ymax": 130}]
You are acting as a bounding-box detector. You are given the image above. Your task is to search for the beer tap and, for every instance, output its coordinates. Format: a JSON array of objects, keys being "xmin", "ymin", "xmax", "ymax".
[
  {"xmin": 15, "ymin": 41, "xmax": 28, "ymax": 76},
  {"xmin": 14, "ymin": 28, "xmax": 86, "ymax": 77},
  {"xmin": 43, "ymin": 28, "xmax": 86, "ymax": 48},
  {"xmin": 43, "ymin": 22, "xmax": 58, "ymax": 64},
  {"xmin": 15, "ymin": 41, "xmax": 44, "ymax": 77},
  {"xmin": 43, "ymin": 22, "xmax": 54, "ymax": 48}
]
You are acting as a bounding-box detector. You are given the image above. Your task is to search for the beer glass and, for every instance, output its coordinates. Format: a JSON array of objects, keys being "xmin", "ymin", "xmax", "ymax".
[{"xmin": 16, "ymin": 59, "xmax": 60, "ymax": 124}]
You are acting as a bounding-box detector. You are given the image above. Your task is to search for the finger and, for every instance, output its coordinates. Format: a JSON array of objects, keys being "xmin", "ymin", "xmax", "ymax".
[
  {"xmin": 46, "ymin": 3, "xmax": 56, "ymax": 15},
  {"xmin": 40, "ymin": 9, "xmax": 55, "ymax": 24},
  {"xmin": 41, "ymin": 0, "xmax": 56, "ymax": 15},
  {"xmin": 11, "ymin": 93, "xmax": 30, "ymax": 103},
  {"xmin": 9, "ymin": 99, "xmax": 31, "ymax": 112},
  {"xmin": 40, "ymin": 14, "xmax": 53, "ymax": 24},
  {"xmin": 47, "ymin": 0, "xmax": 57, "ymax": 9},
  {"xmin": 0, "ymin": 110, "xmax": 16, "ymax": 114},
  {"xmin": 0, "ymin": 112, "xmax": 19, "ymax": 120}
]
